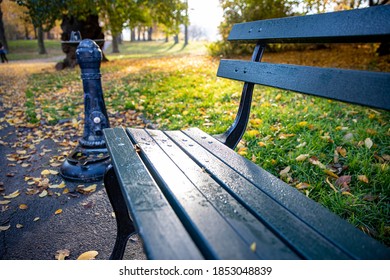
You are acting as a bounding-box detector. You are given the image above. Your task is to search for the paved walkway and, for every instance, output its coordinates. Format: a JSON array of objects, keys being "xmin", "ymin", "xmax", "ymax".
[{"xmin": 0, "ymin": 58, "xmax": 145, "ymax": 260}]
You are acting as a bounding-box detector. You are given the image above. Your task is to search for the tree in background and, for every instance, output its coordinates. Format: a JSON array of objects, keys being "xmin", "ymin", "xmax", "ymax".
[
  {"xmin": 16, "ymin": 0, "xmax": 61, "ymax": 54},
  {"xmin": 0, "ymin": 0, "xmax": 9, "ymax": 51}
]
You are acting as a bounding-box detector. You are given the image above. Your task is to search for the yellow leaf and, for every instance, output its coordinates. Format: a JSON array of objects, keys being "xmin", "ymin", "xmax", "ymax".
[
  {"xmin": 19, "ymin": 204, "xmax": 28, "ymax": 210},
  {"xmin": 77, "ymin": 250, "xmax": 98, "ymax": 260},
  {"xmin": 295, "ymin": 154, "xmax": 309, "ymax": 161},
  {"xmin": 325, "ymin": 177, "xmax": 338, "ymax": 193},
  {"xmin": 275, "ymin": 93, "xmax": 282, "ymax": 101},
  {"xmin": 246, "ymin": 130, "xmax": 260, "ymax": 137},
  {"xmin": 358, "ymin": 175, "xmax": 369, "ymax": 184},
  {"xmin": 237, "ymin": 147, "xmax": 248, "ymax": 156},
  {"xmin": 342, "ymin": 191, "xmax": 354, "ymax": 196},
  {"xmin": 250, "ymin": 242, "xmax": 256, "ymax": 252},
  {"xmin": 4, "ymin": 190, "xmax": 20, "ymax": 199},
  {"xmin": 0, "ymin": 225, "xmax": 11, "ymax": 232},
  {"xmin": 296, "ymin": 182, "xmax": 310, "ymax": 190},
  {"xmin": 258, "ymin": 141, "xmax": 266, "ymax": 147},
  {"xmin": 41, "ymin": 169, "xmax": 51, "ymax": 175},
  {"xmin": 298, "ymin": 121, "xmax": 308, "ymax": 127},
  {"xmin": 49, "ymin": 181, "xmax": 66, "ymax": 189},
  {"xmin": 55, "ymin": 209, "xmax": 63, "ymax": 215},
  {"xmin": 336, "ymin": 146, "xmax": 347, "ymax": 157},
  {"xmin": 324, "ymin": 169, "xmax": 339, "ymax": 179}
]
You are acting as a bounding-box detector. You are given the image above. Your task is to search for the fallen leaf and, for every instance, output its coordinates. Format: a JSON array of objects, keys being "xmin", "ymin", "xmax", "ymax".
[
  {"xmin": 309, "ymin": 156, "xmax": 326, "ymax": 169},
  {"xmin": 296, "ymin": 182, "xmax": 310, "ymax": 190},
  {"xmin": 0, "ymin": 200, "xmax": 11, "ymax": 205},
  {"xmin": 296, "ymin": 154, "xmax": 309, "ymax": 161},
  {"xmin": 326, "ymin": 177, "xmax": 338, "ymax": 193},
  {"xmin": 250, "ymin": 242, "xmax": 256, "ymax": 252},
  {"xmin": 358, "ymin": 175, "xmax": 369, "ymax": 184},
  {"xmin": 324, "ymin": 169, "xmax": 339, "ymax": 179},
  {"xmin": 364, "ymin": 138, "xmax": 373, "ymax": 149},
  {"xmin": 335, "ymin": 175, "xmax": 352, "ymax": 190},
  {"xmin": 4, "ymin": 190, "xmax": 20, "ymax": 199},
  {"xmin": 19, "ymin": 204, "xmax": 28, "ymax": 210},
  {"xmin": 77, "ymin": 184, "xmax": 97, "ymax": 194},
  {"xmin": 49, "ymin": 181, "xmax": 66, "ymax": 189},
  {"xmin": 16, "ymin": 224, "xmax": 23, "ymax": 229},
  {"xmin": 237, "ymin": 147, "xmax": 247, "ymax": 156},
  {"xmin": 77, "ymin": 250, "xmax": 98, "ymax": 260},
  {"xmin": 0, "ymin": 225, "xmax": 11, "ymax": 232},
  {"xmin": 39, "ymin": 190, "xmax": 48, "ymax": 198},
  {"xmin": 55, "ymin": 249, "xmax": 70, "ymax": 260},
  {"xmin": 363, "ymin": 194, "xmax": 378, "ymax": 202},
  {"xmin": 41, "ymin": 169, "xmax": 51, "ymax": 175},
  {"xmin": 279, "ymin": 166, "xmax": 291, "ymax": 176},
  {"xmin": 55, "ymin": 209, "xmax": 63, "ymax": 215},
  {"xmin": 33, "ymin": 217, "xmax": 40, "ymax": 222},
  {"xmin": 336, "ymin": 146, "xmax": 347, "ymax": 157}
]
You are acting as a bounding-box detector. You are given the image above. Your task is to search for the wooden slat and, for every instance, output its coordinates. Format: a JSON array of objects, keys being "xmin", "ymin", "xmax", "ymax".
[
  {"xmin": 228, "ymin": 6, "xmax": 390, "ymax": 43},
  {"xmin": 167, "ymin": 130, "xmax": 354, "ymax": 260},
  {"xmin": 217, "ymin": 60, "xmax": 390, "ymax": 110},
  {"xmin": 184, "ymin": 127, "xmax": 390, "ymax": 260},
  {"xmin": 127, "ymin": 128, "xmax": 261, "ymax": 259},
  {"xmin": 146, "ymin": 129, "xmax": 300, "ymax": 260},
  {"xmin": 104, "ymin": 127, "xmax": 203, "ymax": 260}
]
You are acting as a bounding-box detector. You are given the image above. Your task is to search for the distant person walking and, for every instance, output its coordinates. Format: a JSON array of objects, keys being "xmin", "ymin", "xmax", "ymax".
[{"xmin": 0, "ymin": 42, "xmax": 8, "ymax": 63}]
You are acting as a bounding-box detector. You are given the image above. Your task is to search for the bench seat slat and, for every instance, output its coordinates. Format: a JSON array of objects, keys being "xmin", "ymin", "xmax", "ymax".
[
  {"xmin": 228, "ymin": 6, "xmax": 390, "ymax": 43},
  {"xmin": 104, "ymin": 127, "xmax": 204, "ymax": 260},
  {"xmin": 183, "ymin": 128, "xmax": 390, "ymax": 260},
  {"xmin": 167, "ymin": 130, "xmax": 354, "ymax": 260},
  {"xmin": 142, "ymin": 129, "xmax": 300, "ymax": 260},
  {"xmin": 217, "ymin": 60, "xmax": 390, "ymax": 110},
  {"xmin": 128, "ymin": 128, "xmax": 264, "ymax": 259}
]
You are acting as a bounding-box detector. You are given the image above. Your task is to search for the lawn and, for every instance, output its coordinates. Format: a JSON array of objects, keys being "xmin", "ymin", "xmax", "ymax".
[{"xmin": 9, "ymin": 40, "xmax": 390, "ymax": 246}]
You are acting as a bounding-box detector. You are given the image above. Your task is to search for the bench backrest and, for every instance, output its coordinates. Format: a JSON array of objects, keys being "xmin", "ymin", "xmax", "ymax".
[{"xmin": 216, "ymin": 6, "xmax": 390, "ymax": 149}]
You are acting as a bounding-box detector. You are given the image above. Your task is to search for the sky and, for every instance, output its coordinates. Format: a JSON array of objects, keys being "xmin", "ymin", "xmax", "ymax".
[{"xmin": 188, "ymin": 0, "xmax": 224, "ymax": 41}]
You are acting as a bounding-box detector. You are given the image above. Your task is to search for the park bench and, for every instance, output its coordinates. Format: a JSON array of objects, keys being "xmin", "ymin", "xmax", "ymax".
[{"xmin": 103, "ymin": 6, "xmax": 390, "ymax": 259}]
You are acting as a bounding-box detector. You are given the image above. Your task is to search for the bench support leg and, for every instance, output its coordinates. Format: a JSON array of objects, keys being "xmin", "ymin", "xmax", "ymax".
[{"xmin": 104, "ymin": 165, "xmax": 136, "ymax": 260}]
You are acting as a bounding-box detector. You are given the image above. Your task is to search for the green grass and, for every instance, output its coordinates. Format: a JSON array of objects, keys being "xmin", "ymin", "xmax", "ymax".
[
  {"xmin": 21, "ymin": 41, "xmax": 390, "ymax": 246},
  {"xmin": 7, "ymin": 39, "xmax": 63, "ymax": 60}
]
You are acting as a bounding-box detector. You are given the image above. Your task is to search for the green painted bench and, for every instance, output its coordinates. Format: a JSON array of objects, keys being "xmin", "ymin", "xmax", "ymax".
[{"xmin": 103, "ymin": 6, "xmax": 390, "ymax": 259}]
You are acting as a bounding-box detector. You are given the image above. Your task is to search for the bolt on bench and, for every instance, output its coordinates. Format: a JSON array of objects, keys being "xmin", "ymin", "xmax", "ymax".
[{"xmin": 103, "ymin": 6, "xmax": 390, "ymax": 259}]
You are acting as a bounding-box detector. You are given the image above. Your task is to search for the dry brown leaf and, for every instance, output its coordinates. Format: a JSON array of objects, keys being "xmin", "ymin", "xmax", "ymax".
[
  {"xmin": 279, "ymin": 166, "xmax": 291, "ymax": 176},
  {"xmin": 55, "ymin": 249, "xmax": 70, "ymax": 260},
  {"xmin": 309, "ymin": 156, "xmax": 326, "ymax": 169},
  {"xmin": 335, "ymin": 175, "xmax": 352, "ymax": 191},
  {"xmin": 77, "ymin": 250, "xmax": 98, "ymax": 260},
  {"xmin": 49, "ymin": 181, "xmax": 66, "ymax": 189}
]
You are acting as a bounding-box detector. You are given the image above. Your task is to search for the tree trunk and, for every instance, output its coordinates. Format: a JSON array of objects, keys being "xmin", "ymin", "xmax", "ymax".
[
  {"xmin": 147, "ymin": 27, "xmax": 153, "ymax": 41},
  {"xmin": 184, "ymin": 24, "xmax": 188, "ymax": 46},
  {"xmin": 112, "ymin": 34, "xmax": 120, "ymax": 53},
  {"xmin": 56, "ymin": 14, "xmax": 106, "ymax": 70},
  {"xmin": 37, "ymin": 26, "xmax": 47, "ymax": 54},
  {"xmin": 131, "ymin": 28, "xmax": 136, "ymax": 42},
  {"xmin": 174, "ymin": 34, "xmax": 179, "ymax": 44},
  {"xmin": 0, "ymin": 0, "xmax": 8, "ymax": 51}
]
